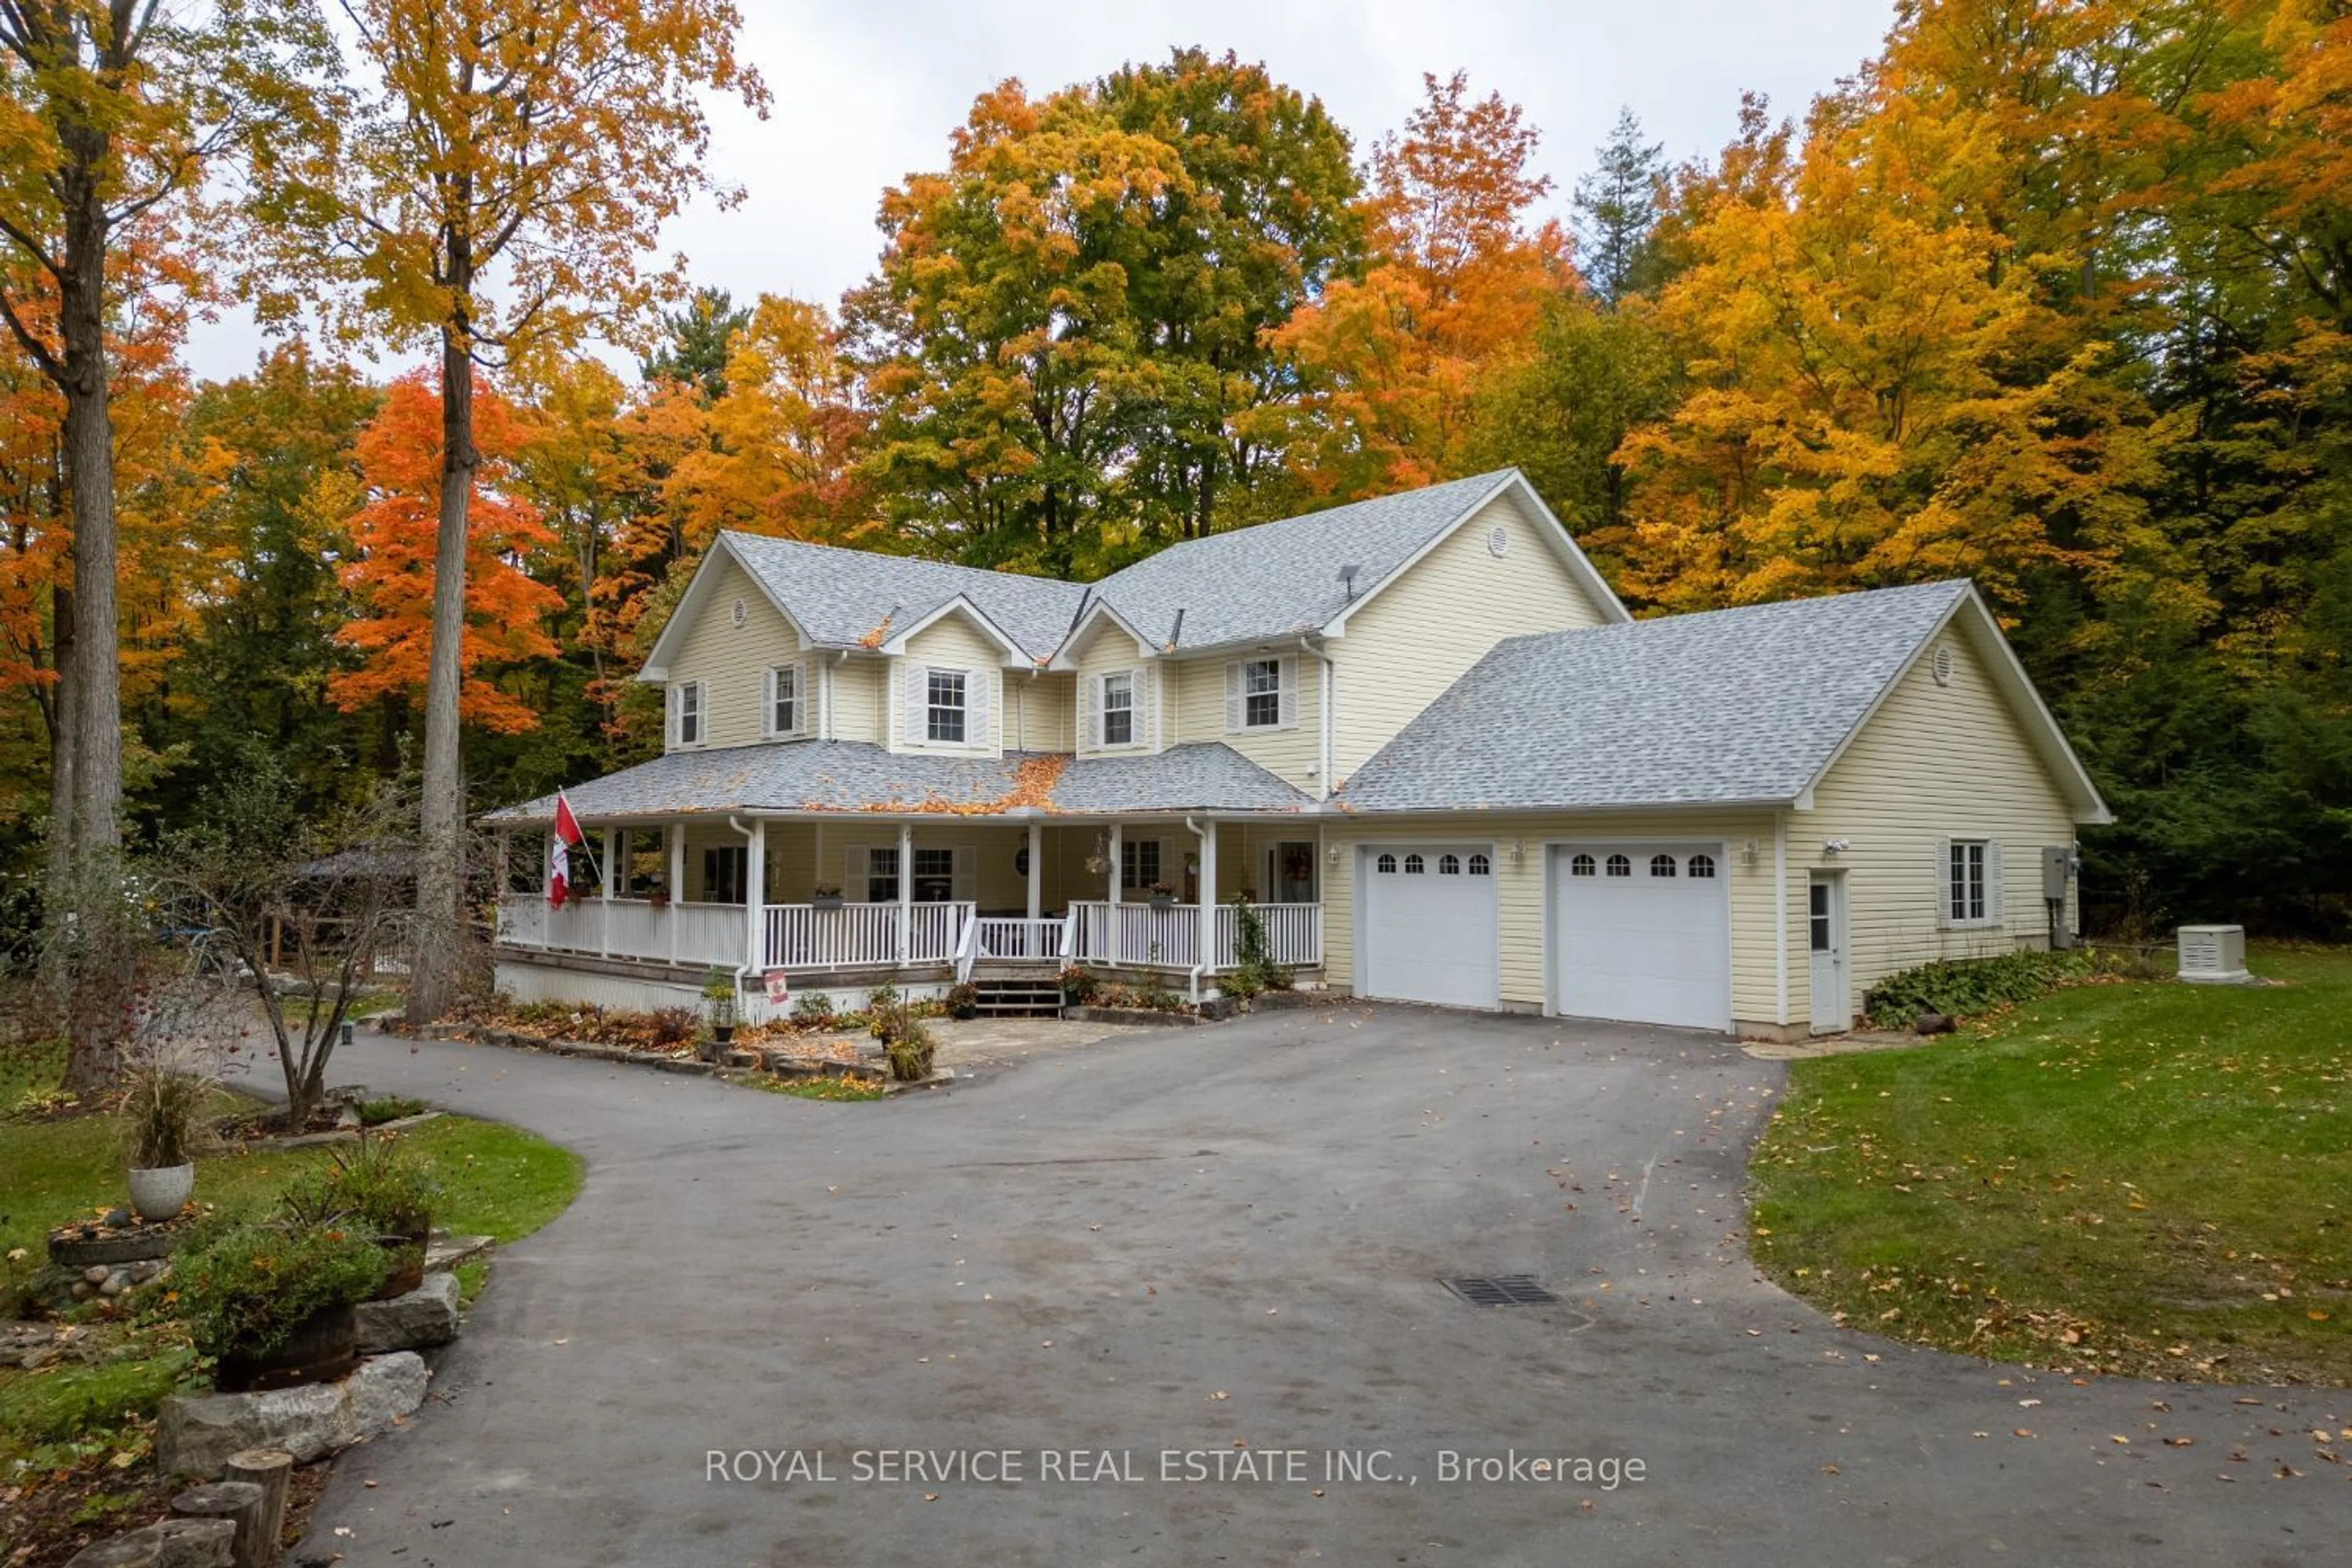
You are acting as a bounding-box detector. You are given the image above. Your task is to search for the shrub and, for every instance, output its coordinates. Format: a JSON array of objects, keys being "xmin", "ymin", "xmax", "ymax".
[
  {"xmin": 944, "ymin": 982, "xmax": 979, "ymax": 1020},
  {"xmin": 791, "ymin": 992, "xmax": 836, "ymax": 1025},
  {"xmin": 1862, "ymin": 949, "xmax": 2112, "ymax": 1029},
  {"xmin": 178, "ymin": 1221, "xmax": 389, "ymax": 1359},
  {"xmin": 1058, "ymin": 965, "xmax": 1098, "ymax": 1004},
  {"xmin": 279, "ymin": 1136, "xmax": 439, "ymax": 1237},
  {"xmin": 647, "ymin": 1008, "xmax": 698, "ymax": 1047},
  {"xmin": 886, "ymin": 1016, "xmax": 936, "ymax": 1082},
  {"xmin": 1226, "ymin": 895, "xmax": 1294, "ymax": 999},
  {"xmin": 355, "ymin": 1095, "xmax": 429, "ymax": 1127}
]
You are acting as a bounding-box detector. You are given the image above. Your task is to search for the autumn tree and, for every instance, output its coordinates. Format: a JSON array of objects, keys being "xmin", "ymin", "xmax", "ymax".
[
  {"xmin": 848, "ymin": 49, "xmax": 1363, "ymax": 575},
  {"xmin": 332, "ymin": 372, "xmax": 562, "ymax": 734},
  {"xmin": 1269, "ymin": 70, "xmax": 1570, "ymax": 500},
  {"xmin": 0, "ymin": 1, "xmax": 324, "ymax": 1082},
  {"xmin": 255, "ymin": 0, "xmax": 768, "ymax": 1021}
]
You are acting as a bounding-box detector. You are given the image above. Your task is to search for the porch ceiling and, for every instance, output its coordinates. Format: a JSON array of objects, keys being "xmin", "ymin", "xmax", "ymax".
[{"xmin": 481, "ymin": 739, "xmax": 1316, "ymax": 827}]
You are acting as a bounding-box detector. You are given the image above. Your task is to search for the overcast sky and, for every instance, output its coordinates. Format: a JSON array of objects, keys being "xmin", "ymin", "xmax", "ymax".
[{"xmin": 184, "ymin": 0, "xmax": 1899, "ymax": 384}]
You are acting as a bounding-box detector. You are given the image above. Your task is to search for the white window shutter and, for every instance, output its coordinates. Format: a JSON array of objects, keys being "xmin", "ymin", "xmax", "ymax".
[
  {"xmin": 761, "ymin": 666, "xmax": 775, "ymax": 736},
  {"xmin": 1934, "ymin": 839, "xmax": 1953, "ymax": 929},
  {"xmin": 1085, "ymin": 673, "xmax": 1104, "ymax": 751},
  {"xmin": 1134, "ymin": 666, "xmax": 1154, "ymax": 749},
  {"xmin": 846, "ymin": 846, "xmax": 869, "ymax": 900},
  {"xmin": 903, "ymin": 663, "xmax": 928, "ymax": 745},
  {"xmin": 1224, "ymin": 662, "xmax": 1242, "ymax": 732},
  {"xmin": 666, "ymin": 683, "xmax": 677, "ymax": 748},
  {"xmin": 967, "ymin": 668, "xmax": 992, "ymax": 750},
  {"xmin": 1278, "ymin": 655, "xmax": 1298, "ymax": 728},
  {"xmin": 951, "ymin": 846, "xmax": 976, "ymax": 905},
  {"xmin": 1986, "ymin": 840, "xmax": 2004, "ymax": 926}
]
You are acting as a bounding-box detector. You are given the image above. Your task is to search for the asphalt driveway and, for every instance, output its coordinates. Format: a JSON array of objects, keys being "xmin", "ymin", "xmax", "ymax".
[{"xmin": 296, "ymin": 1006, "xmax": 2345, "ymax": 1566}]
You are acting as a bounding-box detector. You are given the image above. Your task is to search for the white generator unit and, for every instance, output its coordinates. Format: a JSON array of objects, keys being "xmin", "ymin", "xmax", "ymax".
[{"xmin": 2176, "ymin": 924, "xmax": 2250, "ymax": 984}]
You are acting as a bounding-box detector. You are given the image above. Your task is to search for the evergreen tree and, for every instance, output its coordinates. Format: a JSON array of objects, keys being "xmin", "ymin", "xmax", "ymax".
[
  {"xmin": 641, "ymin": 287, "xmax": 753, "ymax": 402},
  {"xmin": 1572, "ymin": 108, "xmax": 1668, "ymax": 304}
]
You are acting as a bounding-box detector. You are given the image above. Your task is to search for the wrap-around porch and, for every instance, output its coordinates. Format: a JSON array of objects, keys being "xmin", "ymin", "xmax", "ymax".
[{"xmin": 492, "ymin": 816, "xmax": 1324, "ymax": 999}]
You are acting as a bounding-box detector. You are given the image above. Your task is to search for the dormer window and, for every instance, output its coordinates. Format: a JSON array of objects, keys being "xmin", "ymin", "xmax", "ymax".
[
  {"xmin": 1102, "ymin": 672, "xmax": 1134, "ymax": 747},
  {"xmin": 673, "ymin": 680, "xmax": 704, "ymax": 747},
  {"xmin": 926, "ymin": 670, "xmax": 967, "ymax": 744}
]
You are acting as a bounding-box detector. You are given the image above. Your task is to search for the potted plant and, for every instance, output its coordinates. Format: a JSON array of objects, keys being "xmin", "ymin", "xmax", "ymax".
[
  {"xmin": 944, "ymin": 981, "xmax": 979, "ymax": 1020},
  {"xmin": 279, "ymin": 1135, "xmax": 440, "ymax": 1298},
  {"xmin": 179, "ymin": 1219, "xmax": 389, "ymax": 1392},
  {"xmin": 1058, "ymin": 964, "xmax": 1098, "ymax": 1005},
  {"xmin": 1146, "ymin": 880, "xmax": 1178, "ymax": 909},
  {"xmin": 701, "ymin": 968, "xmax": 739, "ymax": 1058},
  {"xmin": 811, "ymin": 883, "xmax": 845, "ymax": 911},
  {"xmin": 647, "ymin": 875, "xmax": 670, "ymax": 910},
  {"xmin": 119, "ymin": 1055, "xmax": 213, "ymax": 1223}
]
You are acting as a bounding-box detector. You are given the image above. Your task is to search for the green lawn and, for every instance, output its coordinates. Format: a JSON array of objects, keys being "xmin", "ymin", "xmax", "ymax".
[
  {"xmin": 1750, "ymin": 945, "xmax": 2351, "ymax": 1384},
  {"xmin": 2, "ymin": 1072, "xmax": 583, "ymax": 1477}
]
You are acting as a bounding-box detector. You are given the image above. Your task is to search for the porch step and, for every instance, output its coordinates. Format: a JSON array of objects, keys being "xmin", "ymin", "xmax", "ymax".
[{"xmin": 972, "ymin": 980, "xmax": 1064, "ymax": 1019}]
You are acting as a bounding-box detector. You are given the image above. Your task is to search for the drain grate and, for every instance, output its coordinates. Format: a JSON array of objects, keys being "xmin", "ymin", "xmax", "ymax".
[{"xmin": 1440, "ymin": 1275, "xmax": 1560, "ymax": 1307}]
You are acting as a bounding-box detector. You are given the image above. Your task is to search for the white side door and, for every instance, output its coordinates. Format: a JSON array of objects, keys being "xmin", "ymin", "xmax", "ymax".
[{"xmin": 1808, "ymin": 872, "xmax": 1849, "ymax": 1034}]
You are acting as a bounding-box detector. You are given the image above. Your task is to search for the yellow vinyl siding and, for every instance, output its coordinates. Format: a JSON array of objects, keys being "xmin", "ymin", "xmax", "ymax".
[
  {"xmin": 894, "ymin": 615, "xmax": 1006, "ymax": 754},
  {"xmin": 660, "ymin": 559, "xmax": 804, "ymax": 752},
  {"xmin": 823, "ymin": 656, "xmax": 886, "ymax": 744},
  {"xmin": 1324, "ymin": 809, "xmax": 1783, "ymax": 1023},
  {"xmin": 1170, "ymin": 651, "xmax": 1324, "ymax": 788},
  {"xmin": 1006, "ymin": 671, "xmax": 1074, "ymax": 752},
  {"xmin": 1329, "ymin": 492, "xmax": 1613, "ymax": 782},
  {"xmin": 1803, "ymin": 629, "xmax": 2079, "ymax": 1017}
]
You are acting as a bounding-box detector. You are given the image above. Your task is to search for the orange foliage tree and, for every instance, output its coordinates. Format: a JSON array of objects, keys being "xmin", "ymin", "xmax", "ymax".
[{"xmin": 331, "ymin": 373, "xmax": 561, "ymax": 734}]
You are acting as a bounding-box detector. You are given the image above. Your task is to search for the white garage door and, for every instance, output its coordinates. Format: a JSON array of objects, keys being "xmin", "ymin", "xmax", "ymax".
[
  {"xmin": 1551, "ymin": 844, "xmax": 1730, "ymax": 1031},
  {"xmin": 1359, "ymin": 844, "xmax": 1499, "ymax": 1009}
]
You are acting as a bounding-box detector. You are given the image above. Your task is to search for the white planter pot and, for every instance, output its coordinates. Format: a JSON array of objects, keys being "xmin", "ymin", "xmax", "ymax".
[{"xmin": 127, "ymin": 1163, "xmax": 195, "ymax": 1223}]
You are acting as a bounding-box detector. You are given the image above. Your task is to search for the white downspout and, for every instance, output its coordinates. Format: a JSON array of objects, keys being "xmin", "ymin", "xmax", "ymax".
[{"xmin": 1301, "ymin": 635, "xmax": 1332, "ymax": 800}]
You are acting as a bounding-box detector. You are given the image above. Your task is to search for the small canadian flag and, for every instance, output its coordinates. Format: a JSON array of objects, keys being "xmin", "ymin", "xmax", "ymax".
[{"xmin": 548, "ymin": 791, "xmax": 592, "ymax": 909}]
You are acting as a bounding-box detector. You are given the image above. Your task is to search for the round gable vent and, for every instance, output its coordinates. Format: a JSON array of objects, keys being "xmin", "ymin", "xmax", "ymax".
[
  {"xmin": 1932, "ymin": 645, "xmax": 1955, "ymax": 686},
  {"xmin": 731, "ymin": 598, "xmax": 748, "ymax": 629},
  {"xmin": 1487, "ymin": 525, "xmax": 1510, "ymax": 558}
]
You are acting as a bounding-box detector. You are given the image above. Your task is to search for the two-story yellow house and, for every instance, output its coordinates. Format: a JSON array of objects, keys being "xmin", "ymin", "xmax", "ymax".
[{"xmin": 484, "ymin": 468, "xmax": 2109, "ymax": 1039}]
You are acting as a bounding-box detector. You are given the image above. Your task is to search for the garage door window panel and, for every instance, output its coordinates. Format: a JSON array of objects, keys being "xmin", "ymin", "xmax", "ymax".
[{"xmin": 1606, "ymin": 854, "xmax": 1631, "ymax": 877}]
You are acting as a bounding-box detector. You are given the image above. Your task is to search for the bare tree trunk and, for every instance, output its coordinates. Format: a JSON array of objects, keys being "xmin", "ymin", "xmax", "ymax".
[
  {"xmin": 43, "ymin": 578, "xmax": 77, "ymax": 914},
  {"xmin": 407, "ymin": 315, "xmax": 476, "ymax": 1023},
  {"xmin": 55, "ymin": 135, "xmax": 125, "ymax": 1092}
]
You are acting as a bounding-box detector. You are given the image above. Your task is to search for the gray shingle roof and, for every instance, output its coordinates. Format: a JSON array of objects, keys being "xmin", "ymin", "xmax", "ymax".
[
  {"xmin": 721, "ymin": 533, "xmax": 1086, "ymax": 660},
  {"xmin": 1086, "ymin": 470, "xmax": 1523, "ymax": 651},
  {"xmin": 1334, "ymin": 580, "xmax": 1972, "ymax": 813},
  {"xmin": 481, "ymin": 741, "xmax": 1312, "ymax": 823}
]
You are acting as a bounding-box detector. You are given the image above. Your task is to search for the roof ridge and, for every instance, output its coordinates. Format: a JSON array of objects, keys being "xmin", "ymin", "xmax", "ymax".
[{"xmin": 718, "ymin": 529, "xmax": 1087, "ymax": 595}]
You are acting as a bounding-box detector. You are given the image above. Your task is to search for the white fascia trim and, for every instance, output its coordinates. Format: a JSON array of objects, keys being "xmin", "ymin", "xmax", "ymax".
[
  {"xmin": 1047, "ymin": 598, "xmax": 1158, "ymax": 670},
  {"xmin": 879, "ymin": 593, "xmax": 1033, "ymax": 666},
  {"xmin": 1793, "ymin": 586, "xmax": 2112, "ymax": 827},
  {"xmin": 1322, "ymin": 470, "xmax": 1634, "ymax": 637},
  {"xmin": 637, "ymin": 533, "xmax": 810, "ymax": 682}
]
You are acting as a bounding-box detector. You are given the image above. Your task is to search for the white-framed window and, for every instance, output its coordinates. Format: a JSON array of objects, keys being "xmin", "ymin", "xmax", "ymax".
[
  {"xmin": 1688, "ymin": 853, "xmax": 1716, "ymax": 879},
  {"xmin": 1570, "ymin": 853, "xmax": 1596, "ymax": 876},
  {"xmin": 1946, "ymin": 839, "xmax": 1994, "ymax": 925},
  {"xmin": 672, "ymin": 680, "xmax": 704, "ymax": 747},
  {"xmin": 863, "ymin": 846, "xmax": 899, "ymax": 904},
  {"xmin": 1224, "ymin": 655, "xmax": 1296, "ymax": 732},
  {"xmin": 1102, "ymin": 671, "xmax": 1135, "ymax": 747},
  {"xmin": 1651, "ymin": 854, "xmax": 1678, "ymax": 878},
  {"xmin": 764, "ymin": 663, "xmax": 802, "ymax": 738},
  {"xmin": 1467, "ymin": 853, "xmax": 1491, "ymax": 876},
  {"xmin": 926, "ymin": 670, "xmax": 967, "ymax": 744},
  {"xmin": 1403, "ymin": 853, "xmax": 1425, "ymax": 874},
  {"xmin": 1605, "ymin": 853, "xmax": 1632, "ymax": 878},
  {"xmin": 1438, "ymin": 853, "xmax": 1461, "ymax": 875},
  {"xmin": 1376, "ymin": 853, "xmax": 1398, "ymax": 874},
  {"xmin": 702, "ymin": 844, "xmax": 745, "ymax": 903},
  {"xmin": 1121, "ymin": 838, "xmax": 1161, "ymax": 891}
]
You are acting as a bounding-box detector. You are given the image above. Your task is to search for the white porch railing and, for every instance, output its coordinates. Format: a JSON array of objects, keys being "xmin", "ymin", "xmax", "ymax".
[
  {"xmin": 972, "ymin": 917, "xmax": 1068, "ymax": 964},
  {"xmin": 495, "ymin": 895, "xmax": 747, "ymax": 969},
  {"xmin": 1067, "ymin": 901, "xmax": 1322, "ymax": 971},
  {"xmin": 762, "ymin": 902, "xmax": 974, "ymax": 971}
]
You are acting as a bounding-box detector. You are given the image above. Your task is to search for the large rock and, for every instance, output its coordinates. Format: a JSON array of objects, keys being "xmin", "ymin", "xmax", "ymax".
[
  {"xmin": 66, "ymin": 1516, "xmax": 235, "ymax": 1567},
  {"xmin": 157, "ymin": 1352, "xmax": 429, "ymax": 1480},
  {"xmin": 354, "ymin": 1272, "xmax": 459, "ymax": 1354}
]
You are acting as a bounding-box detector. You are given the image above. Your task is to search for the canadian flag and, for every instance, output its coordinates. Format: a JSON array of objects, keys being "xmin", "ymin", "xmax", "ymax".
[{"xmin": 549, "ymin": 791, "xmax": 591, "ymax": 909}]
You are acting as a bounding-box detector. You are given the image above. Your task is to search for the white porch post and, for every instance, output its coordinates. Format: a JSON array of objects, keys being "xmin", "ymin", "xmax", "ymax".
[
  {"xmin": 1025, "ymin": 821, "xmax": 1042, "ymax": 923},
  {"xmin": 896, "ymin": 821, "xmax": 914, "ymax": 965},
  {"xmin": 746, "ymin": 820, "xmax": 767, "ymax": 972},
  {"xmin": 1106, "ymin": 823, "xmax": 1123, "ymax": 967},
  {"xmin": 666, "ymin": 823, "xmax": 684, "ymax": 966},
  {"xmin": 1197, "ymin": 819, "xmax": 1218, "ymax": 987},
  {"xmin": 599, "ymin": 826, "xmax": 618, "ymax": 957}
]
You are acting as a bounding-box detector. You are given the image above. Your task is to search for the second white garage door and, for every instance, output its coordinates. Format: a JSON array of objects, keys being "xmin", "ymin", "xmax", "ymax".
[
  {"xmin": 1359, "ymin": 843, "xmax": 1498, "ymax": 1009},
  {"xmin": 1551, "ymin": 843, "xmax": 1731, "ymax": 1031}
]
